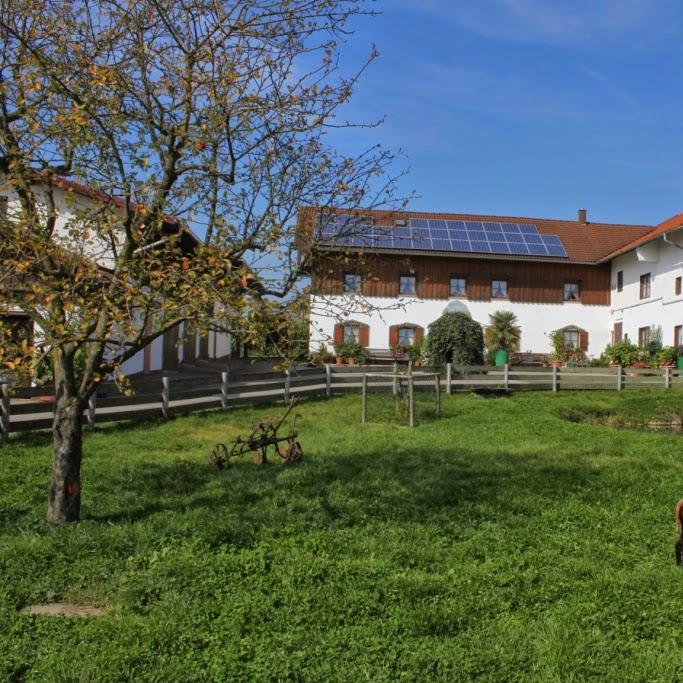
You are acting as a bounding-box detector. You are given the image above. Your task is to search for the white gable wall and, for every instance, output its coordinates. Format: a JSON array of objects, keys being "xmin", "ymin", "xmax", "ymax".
[{"xmin": 610, "ymin": 233, "xmax": 683, "ymax": 346}]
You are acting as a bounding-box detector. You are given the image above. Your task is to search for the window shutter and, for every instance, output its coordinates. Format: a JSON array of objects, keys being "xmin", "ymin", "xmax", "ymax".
[
  {"xmin": 389, "ymin": 325, "xmax": 399, "ymax": 346},
  {"xmin": 579, "ymin": 330, "xmax": 589, "ymax": 352},
  {"xmin": 333, "ymin": 324, "xmax": 344, "ymax": 345},
  {"xmin": 359, "ymin": 324, "xmax": 370, "ymax": 348},
  {"xmin": 414, "ymin": 325, "xmax": 424, "ymax": 345}
]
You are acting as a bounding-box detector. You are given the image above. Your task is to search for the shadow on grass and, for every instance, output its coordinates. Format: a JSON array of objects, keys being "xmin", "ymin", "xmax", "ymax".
[{"xmin": 84, "ymin": 442, "xmax": 606, "ymax": 537}]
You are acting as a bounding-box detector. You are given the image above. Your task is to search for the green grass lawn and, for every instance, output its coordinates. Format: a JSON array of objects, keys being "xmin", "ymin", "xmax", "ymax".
[{"xmin": 2, "ymin": 390, "xmax": 683, "ymax": 681}]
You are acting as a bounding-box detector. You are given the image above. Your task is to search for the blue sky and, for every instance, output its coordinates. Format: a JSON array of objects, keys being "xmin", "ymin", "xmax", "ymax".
[{"xmin": 333, "ymin": 0, "xmax": 683, "ymax": 227}]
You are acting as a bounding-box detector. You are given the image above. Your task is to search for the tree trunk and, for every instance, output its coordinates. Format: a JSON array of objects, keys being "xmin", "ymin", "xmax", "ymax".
[{"xmin": 47, "ymin": 395, "xmax": 84, "ymax": 524}]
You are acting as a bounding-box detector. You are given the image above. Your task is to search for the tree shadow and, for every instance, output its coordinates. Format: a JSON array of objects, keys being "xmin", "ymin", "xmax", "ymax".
[{"xmin": 82, "ymin": 441, "xmax": 609, "ymax": 544}]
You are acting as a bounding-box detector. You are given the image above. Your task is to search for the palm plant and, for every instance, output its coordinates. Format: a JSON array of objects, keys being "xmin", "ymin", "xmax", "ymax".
[{"xmin": 485, "ymin": 311, "xmax": 521, "ymax": 352}]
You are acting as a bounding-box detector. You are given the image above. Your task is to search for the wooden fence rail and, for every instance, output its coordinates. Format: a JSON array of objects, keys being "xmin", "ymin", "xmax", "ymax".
[{"xmin": 1, "ymin": 363, "xmax": 681, "ymax": 440}]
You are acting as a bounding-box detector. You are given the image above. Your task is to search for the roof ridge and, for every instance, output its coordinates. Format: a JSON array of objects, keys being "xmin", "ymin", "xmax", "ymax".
[{"xmin": 318, "ymin": 207, "xmax": 653, "ymax": 230}]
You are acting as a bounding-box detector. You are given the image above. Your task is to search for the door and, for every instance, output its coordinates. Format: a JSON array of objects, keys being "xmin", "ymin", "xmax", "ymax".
[{"xmin": 613, "ymin": 322, "xmax": 623, "ymax": 344}]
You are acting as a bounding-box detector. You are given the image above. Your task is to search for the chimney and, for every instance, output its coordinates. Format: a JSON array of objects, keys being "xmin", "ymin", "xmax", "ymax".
[{"xmin": 578, "ymin": 208, "xmax": 587, "ymax": 224}]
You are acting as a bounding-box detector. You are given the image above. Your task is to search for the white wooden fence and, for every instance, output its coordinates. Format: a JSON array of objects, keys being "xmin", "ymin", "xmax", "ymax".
[{"xmin": 1, "ymin": 363, "xmax": 681, "ymax": 440}]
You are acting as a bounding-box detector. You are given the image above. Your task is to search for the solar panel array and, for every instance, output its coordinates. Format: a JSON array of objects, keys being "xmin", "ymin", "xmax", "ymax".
[{"xmin": 319, "ymin": 215, "xmax": 568, "ymax": 258}]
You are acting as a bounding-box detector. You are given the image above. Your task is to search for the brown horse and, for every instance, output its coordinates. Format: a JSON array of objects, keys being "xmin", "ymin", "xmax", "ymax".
[{"xmin": 676, "ymin": 499, "xmax": 683, "ymax": 565}]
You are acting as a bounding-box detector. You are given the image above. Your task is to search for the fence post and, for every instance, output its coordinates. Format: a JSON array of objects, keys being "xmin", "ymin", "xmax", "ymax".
[
  {"xmin": 665, "ymin": 366, "xmax": 671, "ymax": 390},
  {"xmin": 0, "ymin": 383, "xmax": 10, "ymax": 444},
  {"xmin": 86, "ymin": 391, "xmax": 97, "ymax": 427},
  {"xmin": 361, "ymin": 374, "xmax": 368, "ymax": 423},
  {"xmin": 161, "ymin": 376, "xmax": 170, "ymax": 418},
  {"xmin": 435, "ymin": 374, "xmax": 441, "ymax": 417},
  {"xmin": 504, "ymin": 363, "xmax": 510, "ymax": 391},
  {"xmin": 617, "ymin": 365, "xmax": 623, "ymax": 391},
  {"xmin": 325, "ymin": 363, "xmax": 331, "ymax": 398},
  {"xmin": 408, "ymin": 375, "xmax": 415, "ymax": 428},
  {"xmin": 446, "ymin": 363, "xmax": 452, "ymax": 395},
  {"xmin": 552, "ymin": 364, "xmax": 558, "ymax": 393},
  {"xmin": 393, "ymin": 361, "xmax": 398, "ymax": 396},
  {"xmin": 284, "ymin": 370, "xmax": 291, "ymax": 405},
  {"xmin": 221, "ymin": 370, "xmax": 229, "ymax": 410}
]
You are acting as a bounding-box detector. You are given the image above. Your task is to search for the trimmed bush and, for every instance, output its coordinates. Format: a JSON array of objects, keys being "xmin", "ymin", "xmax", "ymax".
[{"xmin": 425, "ymin": 312, "xmax": 484, "ymax": 367}]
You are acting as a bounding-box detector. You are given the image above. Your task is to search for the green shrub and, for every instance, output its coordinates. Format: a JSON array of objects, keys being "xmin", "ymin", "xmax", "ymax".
[
  {"xmin": 308, "ymin": 344, "xmax": 335, "ymax": 366},
  {"xmin": 656, "ymin": 346, "xmax": 678, "ymax": 366},
  {"xmin": 603, "ymin": 340, "xmax": 639, "ymax": 366},
  {"xmin": 425, "ymin": 312, "xmax": 484, "ymax": 367}
]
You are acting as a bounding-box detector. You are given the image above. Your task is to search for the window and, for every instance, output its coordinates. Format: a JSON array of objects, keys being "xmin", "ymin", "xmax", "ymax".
[
  {"xmin": 617, "ymin": 270, "xmax": 623, "ymax": 292},
  {"xmin": 491, "ymin": 279, "xmax": 508, "ymax": 299},
  {"xmin": 399, "ymin": 274, "xmax": 416, "ymax": 295},
  {"xmin": 563, "ymin": 281, "xmax": 580, "ymax": 302},
  {"xmin": 563, "ymin": 328, "xmax": 580, "ymax": 349},
  {"xmin": 675, "ymin": 325, "xmax": 682, "ymax": 349},
  {"xmin": 343, "ymin": 323, "xmax": 360, "ymax": 343},
  {"xmin": 640, "ymin": 273, "xmax": 651, "ymax": 299},
  {"xmin": 676, "ymin": 276, "xmax": 682, "ymax": 296},
  {"xmin": 449, "ymin": 277, "xmax": 467, "ymax": 297},
  {"xmin": 343, "ymin": 273, "xmax": 361, "ymax": 293},
  {"xmin": 638, "ymin": 326, "xmax": 651, "ymax": 348},
  {"xmin": 398, "ymin": 326, "xmax": 416, "ymax": 346}
]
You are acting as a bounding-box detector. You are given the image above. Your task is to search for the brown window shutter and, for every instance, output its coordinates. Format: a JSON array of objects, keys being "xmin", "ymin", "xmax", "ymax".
[
  {"xmin": 389, "ymin": 325, "xmax": 399, "ymax": 346},
  {"xmin": 359, "ymin": 324, "xmax": 370, "ymax": 348},
  {"xmin": 579, "ymin": 330, "xmax": 589, "ymax": 352},
  {"xmin": 414, "ymin": 325, "xmax": 424, "ymax": 344},
  {"xmin": 333, "ymin": 323, "xmax": 344, "ymax": 345}
]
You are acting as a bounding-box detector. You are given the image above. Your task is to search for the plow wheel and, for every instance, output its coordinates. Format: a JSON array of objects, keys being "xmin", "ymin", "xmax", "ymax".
[
  {"xmin": 208, "ymin": 443, "xmax": 230, "ymax": 468},
  {"xmin": 280, "ymin": 441, "xmax": 304, "ymax": 464}
]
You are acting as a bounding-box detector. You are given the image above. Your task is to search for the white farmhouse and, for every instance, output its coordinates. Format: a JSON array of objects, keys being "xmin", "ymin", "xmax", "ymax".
[{"xmin": 305, "ymin": 208, "xmax": 683, "ymax": 359}]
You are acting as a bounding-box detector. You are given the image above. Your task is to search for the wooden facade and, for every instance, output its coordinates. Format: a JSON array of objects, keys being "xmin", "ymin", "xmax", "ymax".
[{"xmin": 312, "ymin": 253, "xmax": 612, "ymax": 306}]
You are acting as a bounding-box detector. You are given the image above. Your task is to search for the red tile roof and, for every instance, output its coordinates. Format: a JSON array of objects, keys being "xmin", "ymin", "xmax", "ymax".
[
  {"xmin": 310, "ymin": 208, "xmax": 654, "ymax": 264},
  {"xmin": 600, "ymin": 212, "xmax": 683, "ymax": 261}
]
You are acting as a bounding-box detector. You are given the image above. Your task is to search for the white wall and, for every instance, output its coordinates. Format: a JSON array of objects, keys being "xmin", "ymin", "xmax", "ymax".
[
  {"xmin": 310, "ymin": 294, "xmax": 611, "ymax": 356},
  {"xmin": 611, "ymin": 232, "xmax": 683, "ymax": 346}
]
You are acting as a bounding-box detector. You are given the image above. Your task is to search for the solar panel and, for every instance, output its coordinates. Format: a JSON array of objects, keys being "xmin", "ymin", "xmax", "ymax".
[{"xmin": 318, "ymin": 215, "xmax": 568, "ymax": 258}]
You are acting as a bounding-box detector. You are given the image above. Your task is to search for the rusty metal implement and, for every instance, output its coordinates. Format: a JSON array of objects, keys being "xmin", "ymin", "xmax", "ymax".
[{"xmin": 209, "ymin": 398, "xmax": 303, "ymax": 467}]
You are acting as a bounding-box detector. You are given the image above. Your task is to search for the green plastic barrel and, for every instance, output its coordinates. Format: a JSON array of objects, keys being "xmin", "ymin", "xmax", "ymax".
[
  {"xmin": 678, "ymin": 356, "xmax": 683, "ymax": 370},
  {"xmin": 495, "ymin": 349, "xmax": 509, "ymax": 367}
]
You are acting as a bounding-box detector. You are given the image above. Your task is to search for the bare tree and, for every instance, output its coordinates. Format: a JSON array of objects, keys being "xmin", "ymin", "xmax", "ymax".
[{"xmin": 0, "ymin": 0, "xmax": 403, "ymax": 523}]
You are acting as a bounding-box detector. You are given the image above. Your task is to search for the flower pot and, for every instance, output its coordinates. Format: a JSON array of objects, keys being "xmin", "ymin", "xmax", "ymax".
[
  {"xmin": 551, "ymin": 360, "xmax": 562, "ymax": 368},
  {"xmin": 335, "ymin": 356, "xmax": 343, "ymax": 366},
  {"xmin": 348, "ymin": 357, "xmax": 356, "ymax": 366}
]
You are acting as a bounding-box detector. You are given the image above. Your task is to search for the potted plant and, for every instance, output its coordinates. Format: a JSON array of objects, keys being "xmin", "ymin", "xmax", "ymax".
[
  {"xmin": 603, "ymin": 340, "xmax": 639, "ymax": 368},
  {"xmin": 485, "ymin": 311, "xmax": 521, "ymax": 367},
  {"xmin": 406, "ymin": 340, "xmax": 424, "ymax": 366},
  {"xmin": 333, "ymin": 342, "xmax": 346, "ymax": 365},
  {"xmin": 549, "ymin": 330, "xmax": 568, "ymax": 367},
  {"xmin": 346, "ymin": 341, "xmax": 367, "ymax": 366},
  {"xmin": 656, "ymin": 346, "xmax": 678, "ymax": 368}
]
